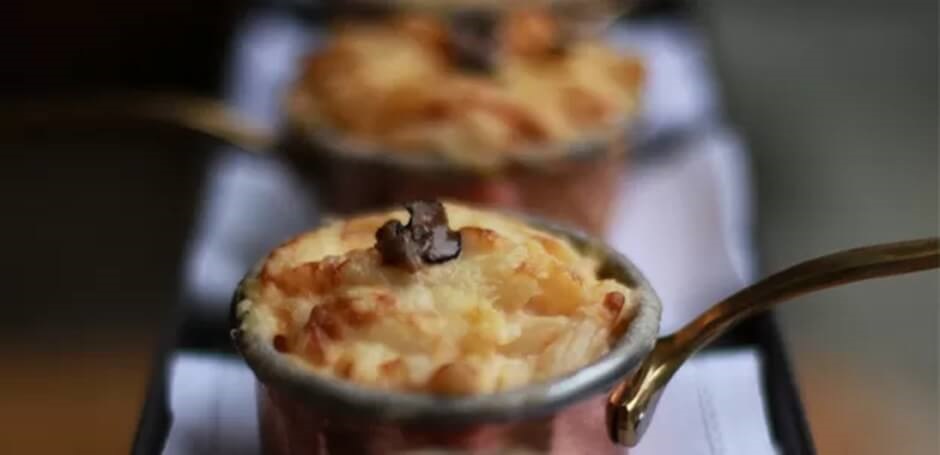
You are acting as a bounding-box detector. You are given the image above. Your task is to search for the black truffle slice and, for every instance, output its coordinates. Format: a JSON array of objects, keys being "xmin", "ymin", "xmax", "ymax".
[
  {"xmin": 375, "ymin": 201, "xmax": 462, "ymax": 272},
  {"xmin": 449, "ymin": 11, "xmax": 501, "ymax": 73}
]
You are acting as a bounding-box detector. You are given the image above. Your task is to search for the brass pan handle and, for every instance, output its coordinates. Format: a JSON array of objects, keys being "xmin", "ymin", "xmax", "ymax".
[
  {"xmin": 2, "ymin": 93, "xmax": 275, "ymax": 153},
  {"xmin": 607, "ymin": 237, "xmax": 939, "ymax": 446},
  {"xmin": 129, "ymin": 94, "xmax": 276, "ymax": 152}
]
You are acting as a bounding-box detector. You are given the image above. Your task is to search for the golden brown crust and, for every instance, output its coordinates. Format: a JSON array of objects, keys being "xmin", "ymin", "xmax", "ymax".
[
  {"xmin": 238, "ymin": 203, "xmax": 635, "ymax": 395},
  {"xmin": 286, "ymin": 12, "xmax": 644, "ymax": 169}
]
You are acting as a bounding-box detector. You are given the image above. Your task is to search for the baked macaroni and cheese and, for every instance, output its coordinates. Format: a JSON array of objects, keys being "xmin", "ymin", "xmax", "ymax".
[
  {"xmin": 235, "ymin": 201, "xmax": 636, "ymax": 395},
  {"xmin": 286, "ymin": 11, "xmax": 644, "ymax": 169}
]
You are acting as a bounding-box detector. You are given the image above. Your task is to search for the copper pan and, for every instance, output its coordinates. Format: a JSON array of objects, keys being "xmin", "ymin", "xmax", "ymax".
[{"xmin": 229, "ymin": 206, "xmax": 938, "ymax": 453}]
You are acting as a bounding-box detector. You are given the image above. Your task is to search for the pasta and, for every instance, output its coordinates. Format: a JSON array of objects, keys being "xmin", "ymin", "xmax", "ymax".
[
  {"xmin": 286, "ymin": 11, "xmax": 644, "ymax": 169},
  {"xmin": 236, "ymin": 202, "xmax": 636, "ymax": 395}
]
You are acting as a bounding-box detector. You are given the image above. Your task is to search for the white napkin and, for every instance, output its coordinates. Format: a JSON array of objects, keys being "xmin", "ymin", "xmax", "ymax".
[
  {"xmin": 605, "ymin": 127, "xmax": 756, "ymax": 334},
  {"xmin": 163, "ymin": 354, "xmax": 260, "ymax": 455}
]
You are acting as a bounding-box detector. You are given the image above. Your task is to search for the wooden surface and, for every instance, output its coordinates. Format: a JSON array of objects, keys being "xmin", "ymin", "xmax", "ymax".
[
  {"xmin": 0, "ymin": 335, "xmax": 155, "ymax": 454},
  {"xmin": 0, "ymin": 135, "xmax": 208, "ymax": 454}
]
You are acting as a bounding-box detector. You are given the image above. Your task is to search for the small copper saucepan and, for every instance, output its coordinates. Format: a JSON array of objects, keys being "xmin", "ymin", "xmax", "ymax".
[
  {"xmin": 5, "ymin": 2, "xmax": 644, "ymax": 237},
  {"xmin": 269, "ymin": 3, "xmax": 642, "ymax": 236},
  {"xmin": 7, "ymin": 92, "xmax": 632, "ymax": 236},
  {"xmin": 4, "ymin": 3, "xmax": 646, "ymax": 235},
  {"xmin": 230, "ymin": 208, "xmax": 938, "ymax": 453}
]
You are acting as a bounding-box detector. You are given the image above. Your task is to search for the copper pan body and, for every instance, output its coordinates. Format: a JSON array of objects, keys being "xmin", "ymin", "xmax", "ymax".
[
  {"xmin": 282, "ymin": 129, "xmax": 630, "ymax": 236},
  {"xmin": 232, "ymin": 215, "xmax": 663, "ymax": 454}
]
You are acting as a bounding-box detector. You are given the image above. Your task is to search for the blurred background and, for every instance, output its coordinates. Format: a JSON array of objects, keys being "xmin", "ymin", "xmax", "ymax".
[
  {"xmin": 697, "ymin": 1, "xmax": 938, "ymax": 454},
  {"xmin": 0, "ymin": 0, "xmax": 936, "ymax": 454}
]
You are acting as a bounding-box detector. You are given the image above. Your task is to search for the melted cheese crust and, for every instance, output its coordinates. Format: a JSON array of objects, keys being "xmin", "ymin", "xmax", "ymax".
[
  {"xmin": 286, "ymin": 12, "xmax": 644, "ymax": 169},
  {"xmin": 237, "ymin": 203, "xmax": 635, "ymax": 395}
]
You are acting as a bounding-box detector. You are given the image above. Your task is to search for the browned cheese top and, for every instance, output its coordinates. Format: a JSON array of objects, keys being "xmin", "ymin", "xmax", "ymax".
[
  {"xmin": 286, "ymin": 10, "xmax": 644, "ymax": 170},
  {"xmin": 236, "ymin": 202, "xmax": 636, "ymax": 395}
]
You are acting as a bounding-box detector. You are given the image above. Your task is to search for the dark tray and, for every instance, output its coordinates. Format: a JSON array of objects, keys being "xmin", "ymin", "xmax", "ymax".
[
  {"xmin": 131, "ymin": 3, "xmax": 814, "ymax": 452},
  {"xmin": 131, "ymin": 309, "xmax": 815, "ymax": 455}
]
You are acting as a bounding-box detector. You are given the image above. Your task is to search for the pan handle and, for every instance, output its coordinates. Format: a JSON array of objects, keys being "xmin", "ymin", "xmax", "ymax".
[
  {"xmin": 2, "ymin": 93, "xmax": 276, "ymax": 153},
  {"xmin": 606, "ymin": 237, "xmax": 939, "ymax": 446}
]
